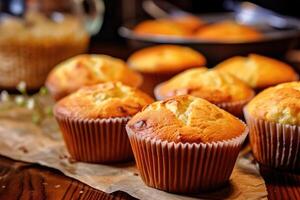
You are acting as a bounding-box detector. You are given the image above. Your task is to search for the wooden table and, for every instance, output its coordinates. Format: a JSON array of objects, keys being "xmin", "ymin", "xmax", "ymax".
[{"xmin": 0, "ymin": 41, "xmax": 299, "ymax": 200}]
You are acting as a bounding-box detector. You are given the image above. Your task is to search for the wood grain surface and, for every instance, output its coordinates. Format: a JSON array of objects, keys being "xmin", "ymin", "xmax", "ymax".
[
  {"xmin": 0, "ymin": 156, "xmax": 136, "ymax": 200},
  {"xmin": 0, "ymin": 155, "xmax": 299, "ymax": 200}
]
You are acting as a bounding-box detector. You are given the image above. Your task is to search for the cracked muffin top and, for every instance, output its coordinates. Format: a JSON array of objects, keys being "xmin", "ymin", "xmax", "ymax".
[
  {"xmin": 245, "ymin": 82, "xmax": 300, "ymax": 125},
  {"xmin": 127, "ymin": 95, "xmax": 246, "ymax": 143},
  {"xmin": 215, "ymin": 54, "xmax": 298, "ymax": 89},
  {"xmin": 46, "ymin": 54, "xmax": 143, "ymax": 100},
  {"xmin": 127, "ymin": 45, "xmax": 206, "ymax": 74},
  {"xmin": 155, "ymin": 68, "xmax": 254, "ymax": 104},
  {"xmin": 54, "ymin": 82, "xmax": 153, "ymax": 119}
]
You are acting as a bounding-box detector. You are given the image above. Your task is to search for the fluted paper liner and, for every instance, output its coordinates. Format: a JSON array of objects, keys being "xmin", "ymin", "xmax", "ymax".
[
  {"xmin": 244, "ymin": 110, "xmax": 300, "ymax": 170},
  {"xmin": 154, "ymin": 84, "xmax": 255, "ymax": 118},
  {"xmin": 126, "ymin": 126, "xmax": 248, "ymax": 193},
  {"xmin": 216, "ymin": 93, "xmax": 254, "ymax": 118},
  {"xmin": 55, "ymin": 115, "xmax": 133, "ymax": 163}
]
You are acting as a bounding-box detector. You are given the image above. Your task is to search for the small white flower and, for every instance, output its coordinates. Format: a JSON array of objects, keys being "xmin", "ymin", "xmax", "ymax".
[
  {"xmin": 0, "ymin": 91, "xmax": 9, "ymax": 102},
  {"xmin": 15, "ymin": 96, "xmax": 25, "ymax": 106},
  {"xmin": 26, "ymin": 98, "xmax": 35, "ymax": 110},
  {"xmin": 17, "ymin": 81, "xmax": 26, "ymax": 93}
]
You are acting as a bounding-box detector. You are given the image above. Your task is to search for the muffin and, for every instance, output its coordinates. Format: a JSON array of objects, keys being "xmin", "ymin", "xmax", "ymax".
[
  {"xmin": 0, "ymin": 12, "xmax": 89, "ymax": 89},
  {"xmin": 127, "ymin": 45, "xmax": 206, "ymax": 96},
  {"xmin": 168, "ymin": 15, "xmax": 204, "ymax": 31},
  {"xmin": 244, "ymin": 82, "xmax": 300, "ymax": 170},
  {"xmin": 133, "ymin": 19, "xmax": 192, "ymax": 38},
  {"xmin": 154, "ymin": 68, "xmax": 255, "ymax": 117},
  {"xmin": 194, "ymin": 21, "xmax": 262, "ymax": 42},
  {"xmin": 215, "ymin": 54, "xmax": 299, "ymax": 90},
  {"xmin": 46, "ymin": 54, "xmax": 143, "ymax": 100},
  {"xmin": 54, "ymin": 82, "xmax": 153, "ymax": 163},
  {"xmin": 126, "ymin": 95, "xmax": 248, "ymax": 192}
]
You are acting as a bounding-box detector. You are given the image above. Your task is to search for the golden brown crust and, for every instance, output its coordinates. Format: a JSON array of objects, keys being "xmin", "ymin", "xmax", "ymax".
[
  {"xmin": 46, "ymin": 54, "xmax": 143, "ymax": 100},
  {"xmin": 133, "ymin": 19, "xmax": 192, "ymax": 37},
  {"xmin": 127, "ymin": 95, "xmax": 246, "ymax": 143},
  {"xmin": 127, "ymin": 45, "xmax": 206, "ymax": 74},
  {"xmin": 54, "ymin": 82, "xmax": 154, "ymax": 119},
  {"xmin": 216, "ymin": 54, "xmax": 299, "ymax": 89},
  {"xmin": 155, "ymin": 68, "xmax": 254, "ymax": 104},
  {"xmin": 245, "ymin": 82, "xmax": 300, "ymax": 125},
  {"xmin": 194, "ymin": 21, "xmax": 263, "ymax": 42},
  {"xmin": 169, "ymin": 15, "xmax": 204, "ymax": 31}
]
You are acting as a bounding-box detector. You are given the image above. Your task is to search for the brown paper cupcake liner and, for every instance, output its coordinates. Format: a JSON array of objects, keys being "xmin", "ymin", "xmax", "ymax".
[
  {"xmin": 244, "ymin": 110, "xmax": 300, "ymax": 170},
  {"xmin": 216, "ymin": 92, "xmax": 254, "ymax": 118},
  {"xmin": 55, "ymin": 115, "xmax": 133, "ymax": 163},
  {"xmin": 126, "ymin": 125, "xmax": 248, "ymax": 193},
  {"xmin": 0, "ymin": 38, "xmax": 88, "ymax": 90},
  {"xmin": 154, "ymin": 84, "xmax": 255, "ymax": 118}
]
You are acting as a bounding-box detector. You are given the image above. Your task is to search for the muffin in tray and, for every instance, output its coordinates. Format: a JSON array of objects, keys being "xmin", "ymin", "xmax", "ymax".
[
  {"xmin": 133, "ymin": 19, "xmax": 193, "ymax": 38},
  {"xmin": 244, "ymin": 82, "xmax": 300, "ymax": 170},
  {"xmin": 155, "ymin": 68, "xmax": 254, "ymax": 117},
  {"xmin": 127, "ymin": 45, "xmax": 206, "ymax": 96},
  {"xmin": 215, "ymin": 54, "xmax": 299, "ymax": 90},
  {"xmin": 0, "ymin": 12, "xmax": 89, "ymax": 89},
  {"xmin": 46, "ymin": 54, "xmax": 143, "ymax": 100},
  {"xmin": 53, "ymin": 82, "xmax": 153, "ymax": 163},
  {"xmin": 194, "ymin": 21, "xmax": 263, "ymax": 42},
  {"xmin": 126, "ymin": 95, "xmax": 248, "ymax": 193}
]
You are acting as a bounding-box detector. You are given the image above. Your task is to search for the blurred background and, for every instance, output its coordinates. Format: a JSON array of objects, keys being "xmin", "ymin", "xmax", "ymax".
[{"xmin": 1, "ymin": 0, "xmax": 300, "ymax": 90}]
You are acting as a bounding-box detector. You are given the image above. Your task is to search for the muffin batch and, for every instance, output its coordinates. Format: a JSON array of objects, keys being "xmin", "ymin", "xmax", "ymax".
[
  {"xmin": 133, "ymin": 17, "xmax": 263, "ymax": 43},
  {"xmin": 42, "ymin": 42, "xmax": 300, "ymax": 194}
]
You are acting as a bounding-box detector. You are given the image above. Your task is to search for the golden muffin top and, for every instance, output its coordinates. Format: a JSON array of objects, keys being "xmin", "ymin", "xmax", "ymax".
[
  {"xmin": 194, "ymin": 21, "xmax": 262, "ymax": 42},
  {"xmin": 215, "ymin": 54, "xmax": 299, "ymax": 89},
  {"xmin": 133, "ymin": 19, "xmax": 192, "ymax": 37},
  {"xmin": 155, "ymin": 68, "xmax": 254, "ymax": 104},
  {"xmin": 245, "ymin": 82, "xmax": 300, "ymax": 125},
  {"xmin": 54, "ymin": 82, "xmax": 154, "ymax": 119},
  {"xmin": 127, "ymin": 45, "xmax": 206, "ymax": 74},
  {"xmin": 167, "ymin": 15, "xmax": 204, "ymax": 31},
  {"xmin": 127, "ymin": 95, "xmax": 246, "ymax": 143},
  {"xmin": 46, "ymin": 54, "xmax": 143, "ymax": 100}
]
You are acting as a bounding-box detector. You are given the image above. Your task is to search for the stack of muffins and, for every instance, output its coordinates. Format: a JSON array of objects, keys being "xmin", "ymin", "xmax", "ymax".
[{"xmin": 47, "ymin": 44, "xmax": 299, "ymax": 194}]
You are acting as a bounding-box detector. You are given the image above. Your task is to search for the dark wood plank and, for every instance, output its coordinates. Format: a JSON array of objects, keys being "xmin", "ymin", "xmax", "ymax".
[{"xmin": 0, "ymin": 156, "xmax": 136, "ymax": 200}]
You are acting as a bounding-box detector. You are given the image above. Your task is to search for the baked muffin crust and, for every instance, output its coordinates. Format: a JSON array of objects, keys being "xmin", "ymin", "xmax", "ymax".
[
  {"xmin": 54, "ymin": 82, "xmax": 153, "ymax": 119},
  {"xmin": 127, "ymin": 95, "xmax": 246, "ymax": 143},
  {"xmin": 46, "ymin": 54, "xmax": 143, "ymax": 100},
  {"xmin": 194, "ymin": 21, "xmax": 262, "ymax": 42},
  {"xmin": 216, "ymin": 54, "xmax": 299, "ymax": 89},
  {"xmin": 133, "ymin": 19, "xmax": 191, "ymax": 37},
  {"xmin": 245, "ymin": 82, "xmax": 300, "ymax": 125},
  {"xmin": 127, "ymin": 45, "xmax": 206, "ymax": 74},
  {"xmin": 155, "ymin": 68, "xmax": 254, "ymax": 103}
]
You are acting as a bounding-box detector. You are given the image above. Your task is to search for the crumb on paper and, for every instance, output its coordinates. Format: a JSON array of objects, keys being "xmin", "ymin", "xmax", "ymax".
[
  {"xmin": 18, "ymin": 146, "xmax": 28, "ymax": 153},
  {"xmin": 42, "ymin": 182, "xmax": 48, "ymax": 185},
  {"xmin": 1, "ymin": 185, "xmax": 6, "ymax": 189},
  {"xmin": 133, "ymin": 173, "xmax": 139, "ymax": 176},
  {"xmin": 79, "ymin": 190, "xmax": 84, "ymax": 194},
  {"xmin": 54, "ymin": 184, "xmax": 61, "ymax": 188}
]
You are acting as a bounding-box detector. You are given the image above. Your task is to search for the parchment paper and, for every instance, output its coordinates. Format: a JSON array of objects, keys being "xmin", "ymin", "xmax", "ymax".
[{"xmin": 0, "ymin": 105, "xmax": 268, "ymax": 200}]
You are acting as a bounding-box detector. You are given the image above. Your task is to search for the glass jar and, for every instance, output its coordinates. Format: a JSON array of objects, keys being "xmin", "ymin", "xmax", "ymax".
[{"xmin": 0, "ymin": 0, "xmax": 104, "ymax": 90}]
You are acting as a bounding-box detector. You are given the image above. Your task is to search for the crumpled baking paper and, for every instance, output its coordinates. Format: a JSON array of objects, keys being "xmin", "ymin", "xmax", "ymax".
[{"xmin": 0, "ymin": 105, "xmax": 267, "ymax": 200}]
